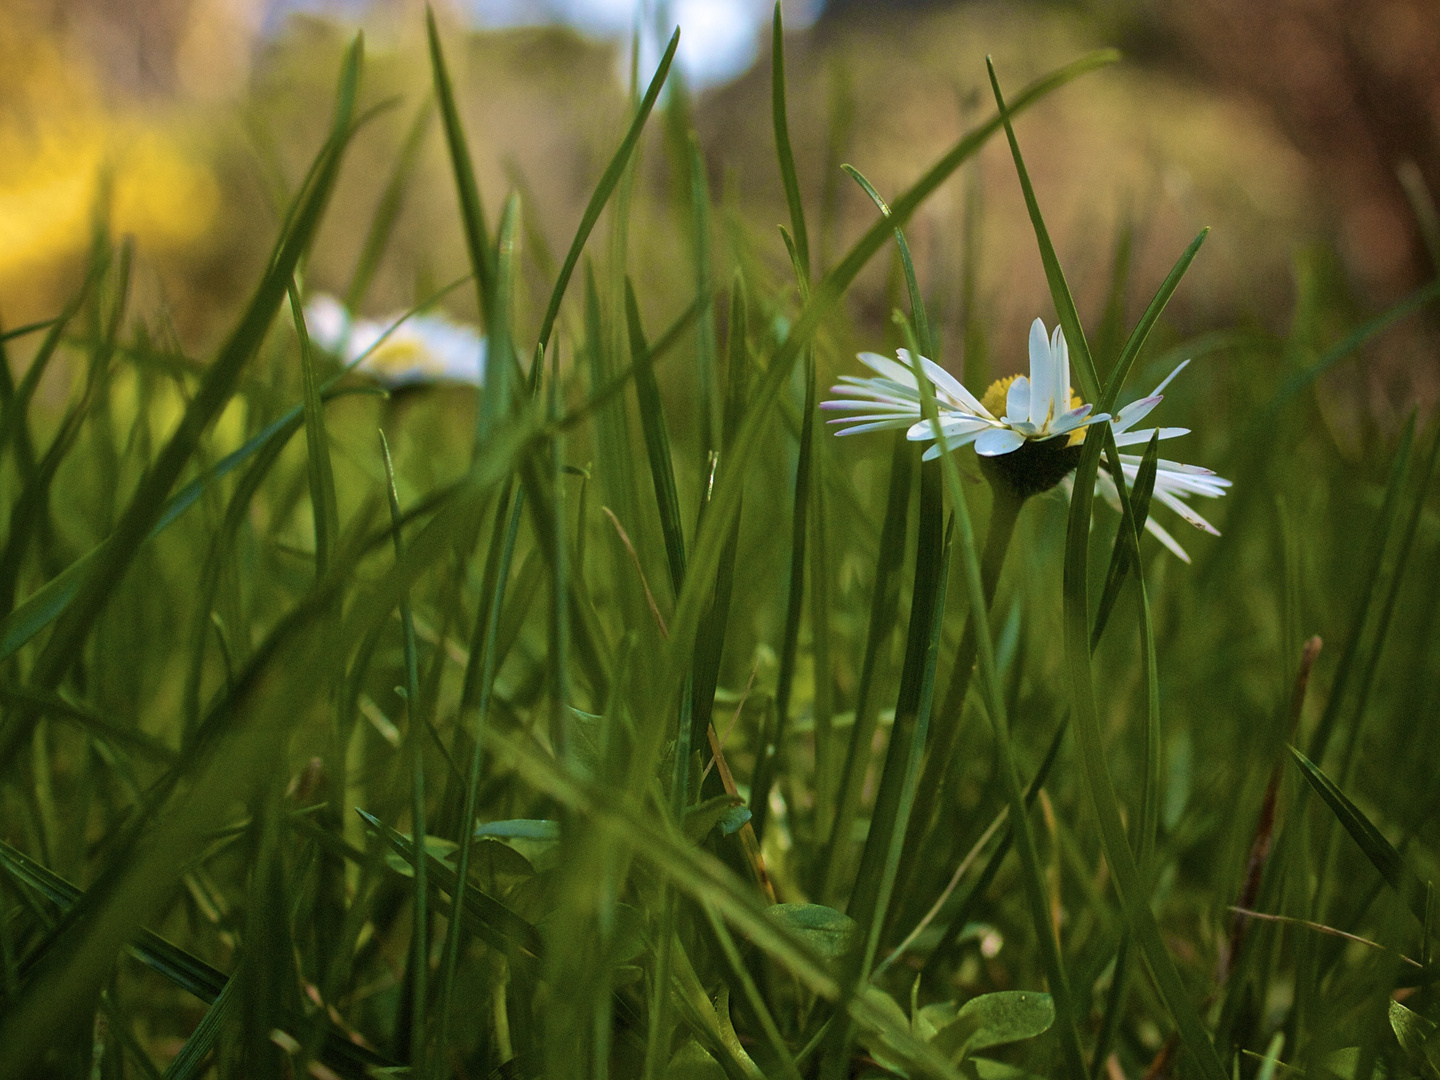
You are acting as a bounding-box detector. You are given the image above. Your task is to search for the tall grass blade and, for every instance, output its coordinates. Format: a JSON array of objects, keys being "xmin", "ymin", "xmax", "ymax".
[
  {"xmin": 626, "ymin": 278, "xmax": 687, "ymax": 594},
  {"xmin": 427, "ymin": 6, "xmax": 495, "ymax": 327},
  {"xmin": 380, "ymin": 430, "xmax": 428, "ymax": 1071},
  {"xmin": 534, "ymin": 29, "xmax": 679, "ymax": 356}
]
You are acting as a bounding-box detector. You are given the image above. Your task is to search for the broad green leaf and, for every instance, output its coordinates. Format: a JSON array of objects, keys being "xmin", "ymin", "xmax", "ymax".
[
  {"xmin": 930, "ymin": 991, "xmax": 1055, "ymax": 1062},
  {"xmin": 765, "ymin": 903, "xmax": 859, "ymax": 961}
]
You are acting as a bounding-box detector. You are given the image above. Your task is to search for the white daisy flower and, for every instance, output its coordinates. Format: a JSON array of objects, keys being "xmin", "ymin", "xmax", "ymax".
[
  {"xmin": 820, "ymin": 319, "xmax": 1108, "ymax": 461},
  {"xmin": 822, "ymin": 318, "xmax": 1231, "ymax": 559},
  {"xmin": 303, "ymin": 294, "xmax": 487, "ymax": 388}
]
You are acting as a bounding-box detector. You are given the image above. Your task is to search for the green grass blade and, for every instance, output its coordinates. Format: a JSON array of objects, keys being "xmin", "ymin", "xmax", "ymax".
[
  {"xmin": 345, "ymin": 95, "xmax": 432, "ymax": 312},
  {"xmin": 985, "ymin": 57, "xmax": 1100, "ymax": 402},
  {"xmin": 626, "ymin": 278, "xmax": 687, "ymax": 595},
  {"xmin": 426, "ymin": 6, "xmax": 495, "ymax": 327},
  {"xmin": 1331, "ymin": 414, "xmax": 1440, "ymax": 789},
  {"xmin": 289, "ymin": 278, "xmax": 340, "ymax": 578},
  {"xmin": 1091, "ymin": 431, "xmax": 1160, "ymax": 651},
  {"xmin": 487, "ymin": 728, "xmax": 966, "ymax": 1080},
  {"xmin": 1062, "ymin": 426, "xmax": 1228, "ymax": 1080},
  {"xmin": 356, "ymin": 810, "xmax": 544, "ymax": 961},
  {"xmin": 819, "ymin": 430, "xmax": 912, "ymax": 903},
  {"xmin": 771, "ymin": 2, "xmax": 810, "ymax": 281},
  {"xmin": 534, "ymin": 29, "xmax": 679, "ymax": 356},
  {"xmin": 749, "ymin": 342, "xmax": 815, "ymax": 841},
  {"xmin": 989, "ymin": 60, "xmax": 1222, "ymax": 1075},
  {"xmin": 0, "ymin": 273, "xmax": 96, "ymax": 484},
  {"xmin": 688, "ymin": 133, "xmax": 720, "ymax": 474},
  {"xmin": 1264, "ymin": 277, "xmax": 1440, "ymax": 417},
  {"xmin": 908, "ymin": 327, "xmax": 1088, "ymax": 1080},
  {"xmin": 379, "ymin": 430, "xmax": 427, "ymax": 1071},
  {"xmin": 920, "ymin": 716, "xmax": 1068, "ymax": 979},
  {"xmin": 686, "ymin": 275, "xmax": 749, "ymax": 754},
  {"xmin": 1101, "ymin": 229, "xmax": 1209, "ymax": 409},
  {"xmin": 1288, "ymin": 747, "xmax": 1435, "ymax": 936}
]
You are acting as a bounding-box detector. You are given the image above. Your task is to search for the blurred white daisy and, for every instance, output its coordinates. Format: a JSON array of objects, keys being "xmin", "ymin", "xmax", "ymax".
[{"xmin": 303, "ymin": 293, "xmax": 486, "ymax": 388}]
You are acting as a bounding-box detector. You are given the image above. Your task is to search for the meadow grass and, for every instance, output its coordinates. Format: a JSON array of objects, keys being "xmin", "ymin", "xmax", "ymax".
[{"xmin": 0, "ymin": 9, "xmax": 1437, "ymax": 1080}]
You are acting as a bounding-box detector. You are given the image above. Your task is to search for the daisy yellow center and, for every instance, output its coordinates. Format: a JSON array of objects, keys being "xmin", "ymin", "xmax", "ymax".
[
  {"xmin": 981, "ymin": 375, "xmax": 1086, "ymax": 441},
  {"xmin": 981, "ymin": 375, "xmax": 1018, "ymax": 419}
]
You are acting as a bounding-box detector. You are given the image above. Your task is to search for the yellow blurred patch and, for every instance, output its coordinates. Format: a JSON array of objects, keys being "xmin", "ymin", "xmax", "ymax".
[{"xmin": 0, "ymin": 23, "xmax": 218, "ymax": 281}]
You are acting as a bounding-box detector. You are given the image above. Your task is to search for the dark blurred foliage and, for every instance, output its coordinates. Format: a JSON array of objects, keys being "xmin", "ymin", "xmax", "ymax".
[{"xmin": 1105, "ymin": 0, "xmax": 1440, "ymax": 304}]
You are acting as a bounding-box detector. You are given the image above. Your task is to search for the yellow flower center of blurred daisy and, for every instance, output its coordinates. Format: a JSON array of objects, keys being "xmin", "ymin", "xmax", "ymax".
[{"xmin": 366, "ymin": 339, "xmax": 448, "ymax": 376}]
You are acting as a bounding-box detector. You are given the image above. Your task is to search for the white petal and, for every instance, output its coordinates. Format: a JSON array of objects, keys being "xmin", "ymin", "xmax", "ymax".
[
  {"xmin": 1006, "ymin": 376, "xmax": 1031, "ymax": 424},
  {"xmin": 857, "ymin": 352, "xmax": 919, "ymax": 389},
  {"xmin": 916, "ymin": 354, "xmax": 994, "ymax": 419},
  {"xmin": 1113, "ymin": 395, "xmax": 1161, "ymax": 434},
  {"xmin": 1143, "ymin": 516, "xmax": 1192, "ymax": 563},
  {"xmin": 1153, "ymin": 487, "xmax": 1221, "ymax": 535},
  {"xmin": 922, "ymin": 427, "xmax": 987, "ymax": 459},
  {"xmin": 832, "ymin": 418, "xmax": 917, "ymax": 436},
  {"xmin": 1047, "ymin": 403, "xmax": 1097, "ymax": 436},
  {"xmin": 1150, "ymin": 358, "xmax": 1190, "ymax": 397},
  {"xmin": 1113, "ymin": 426, "xmax": 1189, "ymax": 447},
  {"xmin": 975, "ymin": 427, "xmax": 1026, "ymax": 457},
  {"xmin": 908, "ymin": 415, "xmax": 992, "ymax": 441},
  {"xmin": 1027, "ymin": 319, "xmax": 1053, "ymax": 428},
  {"xmin": 1051, "ymin": 324, "xmax": 1070, "ymax": 425}
]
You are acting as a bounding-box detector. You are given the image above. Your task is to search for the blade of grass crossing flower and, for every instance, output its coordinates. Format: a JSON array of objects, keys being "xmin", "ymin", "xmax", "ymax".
[
  {"xmin": 1091, "ymin": 432, "xmax": 1160, "ymax": 650},
  {"xmin": 535, "ymin": 29, "xmax": 678, "ymax": 356},
  {"xmin": 1088, "ymin": 430, "xmax": 1163, "ymax": 1079},
  {"xmin": 0, "ymin": 37, "xmax": 365, "ymax": 766},
  {"xmin": 289, "ymin": 279, "xmax": 339, "ymax": 579},
  {"xmin": 1062, "ymin": 428, "xmax": 1228, "ymax": 1080},
  {"xmin": 426, "ymin": 6, "xmax": 494, "ymax": 328},
  {"xmin": 772, "ymin": 2, "xmax": 810, "ymax": 279},
  {"xmin": 626, "ymin": 279, "xmax": 687, "ymax": 595},
  {"xmin": 910, "ymin": 328, "xmax": 1089, "ymax": 1080},
  {"xmin": 986, "ymin": 58, "xmax": 1099, "ymax": 402},
  {"xmin": 990, "ymin": 68, "xmax": 1219, "ymax": 1068},
  {"xmin": 345, "ymin": 96, "xmax": 432, "ymax": 312},
  {"xmin": 380, "ymin": 430, "xmax": 428, "ymax": 1072}
]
